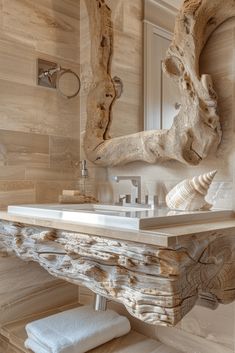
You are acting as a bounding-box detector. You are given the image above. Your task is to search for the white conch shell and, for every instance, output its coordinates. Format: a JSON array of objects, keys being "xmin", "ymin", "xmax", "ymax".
[{"xmin": 166, "ymin": 170, "xmax": 217, "ymax": 211}]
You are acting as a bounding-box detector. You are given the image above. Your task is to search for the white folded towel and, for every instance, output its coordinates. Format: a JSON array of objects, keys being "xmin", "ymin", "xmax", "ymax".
[{"xmin": 24, "ymin": 305, "xmax": 131, "ymax": 353}]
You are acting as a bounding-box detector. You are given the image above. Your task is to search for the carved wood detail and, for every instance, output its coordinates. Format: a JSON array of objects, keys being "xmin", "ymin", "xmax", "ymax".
[
  {"xmin": 1, "ymin": 220, "xmax": 235, "ymax": 326},
  {"xmin": 84, "ymin": 0, "xmax": 234, "ymax": 166}
]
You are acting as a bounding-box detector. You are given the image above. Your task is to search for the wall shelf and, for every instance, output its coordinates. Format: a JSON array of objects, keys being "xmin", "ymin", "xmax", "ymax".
[{"xmin": 0, "ymin": 304, "xmax": 181, "ymax": 353}]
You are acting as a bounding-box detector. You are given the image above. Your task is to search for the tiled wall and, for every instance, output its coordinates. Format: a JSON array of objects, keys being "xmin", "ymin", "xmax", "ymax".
[
  {"xmin": 0, "ymin": 0, "xmax": 80, "ymax": 326},
  {"xmin": 0, "ymin": 0, "xmax": 81, "ymax": 209}
]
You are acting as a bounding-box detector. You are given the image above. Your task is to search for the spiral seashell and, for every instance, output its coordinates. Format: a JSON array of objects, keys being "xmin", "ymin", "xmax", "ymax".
[{"xmin": 166, "ymin": 170, "xmax": 217, "ymax": 211}]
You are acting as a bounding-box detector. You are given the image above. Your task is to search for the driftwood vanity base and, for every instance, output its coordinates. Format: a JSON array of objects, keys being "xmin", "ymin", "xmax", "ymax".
[{"xmin": 1, "ymin": 220, "xmax": 235, "ymax": 326}]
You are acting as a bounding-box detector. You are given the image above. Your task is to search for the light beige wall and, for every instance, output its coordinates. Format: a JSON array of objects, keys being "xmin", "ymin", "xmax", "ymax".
[
  {"xmin": 0, "ymin": 255, "xmax": 78, "ymax": 326},
  {"xmin": 144, "ymin": 0, "xmax": 176, "ymax": 32},
  {"xmin": 0, "ymin": 0, "xmax": 80, "ymax": 326},
  {"xmin": 0, "ymin": 0, "xmax": 81, "ymax": 209}
]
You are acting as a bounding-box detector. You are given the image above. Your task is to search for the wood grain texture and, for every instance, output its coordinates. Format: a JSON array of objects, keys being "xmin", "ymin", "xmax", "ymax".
[
  {"xmin": 83, "ymin": 0, "xmax": 234, "ymax": 166},
  {"xmin": 1, "ymin": 220, "xmax": 235, "ymax": 327}
]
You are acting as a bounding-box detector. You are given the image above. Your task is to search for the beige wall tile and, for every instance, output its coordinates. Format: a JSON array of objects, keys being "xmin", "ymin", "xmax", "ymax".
[
  {"xmin": 0, "ymin": 166, "xmax": 25, "ymax": 180},
  {"xmin": 0, "ymin": 80, "xmax": 80, "ymax": 138},
  {"xmin": 25, "ymin": 167, "xmax": 77, "ymax": 181},
  {"xmin": 0, "ymin": 189, "xmax": 35, "ymax": 209},
  {"xmin": 0, "ymin": 37, "xmax": 36, "ymax": 86},
  {"xmin": 0, "ymin": 256, "xmax": 78, "ymax": 326},
  {"xmin": 111, "ymin": 101, "xmax": 142, "ymax": 137},
  {"xmin": 2, "ymin": 0, "xmax": 80, "ymax": 61},
  {"xmin": 0, "ymin": 130, "xmax": 49, "ymax": 168},
  {"xmin": 35, "ymin": 180, "xmax": 77, "ymax": 203},
  {"xmin": 122, "ymin": 0, "xmax": 143, "ymax": 36},
  {"xmin": 38, "ymin": 0, "xmax": 80, "ymax": 21},
  {"xmin": 0, "ymin": 0, "xmax": 2, "ymax": 28},
  {"xmin": 180, "ymin": 304, "xmax": 235, "ymax": 350},
  {"xmin": 0, "ymin": 181, "xmax": 35, "ymax": 209},
  {"xmin": 113, "ymin": 30, "xmax": 142, "ymax": 76},
  {"xmin": 144, "ymin": 0, "xmax": 176, "ymax": 32},
  {"xmin": 50, "ymin": 136, "xmax": 80, "ymax": 169}
]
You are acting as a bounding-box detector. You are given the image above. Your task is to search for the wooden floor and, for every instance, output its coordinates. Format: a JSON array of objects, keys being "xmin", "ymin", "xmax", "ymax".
[{"xmin": 0, "ymin": 304, "xmax": 183, "ymax": 353}]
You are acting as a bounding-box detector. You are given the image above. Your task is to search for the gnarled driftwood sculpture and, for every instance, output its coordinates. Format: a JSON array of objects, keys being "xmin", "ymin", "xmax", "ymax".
[
  {"xmin": 1, "ymin": 220, "xmax": 235, "ymax": 326},
  {"xmin": 84, "ymin": 0, "xmax": 234, "ymax": 166}
]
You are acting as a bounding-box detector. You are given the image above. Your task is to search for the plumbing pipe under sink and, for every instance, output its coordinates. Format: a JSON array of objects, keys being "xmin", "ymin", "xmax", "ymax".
[{"xmin": 94, "ymin": 294, "xmax": 108, "ymax": 311}]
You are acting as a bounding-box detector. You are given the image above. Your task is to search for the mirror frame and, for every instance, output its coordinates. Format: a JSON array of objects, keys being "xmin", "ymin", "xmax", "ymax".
[{"xmin": 83, "ymin": 0, "xmax": 230, "ymax": 167}]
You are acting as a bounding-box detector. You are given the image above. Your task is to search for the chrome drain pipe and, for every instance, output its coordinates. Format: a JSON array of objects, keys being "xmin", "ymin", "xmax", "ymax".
[{"xmin": 94, "ymin": 294, "xmax": 108, "ymax": 311}]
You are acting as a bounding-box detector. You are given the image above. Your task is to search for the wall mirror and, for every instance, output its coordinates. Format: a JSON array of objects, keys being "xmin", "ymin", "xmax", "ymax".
[
  {"xmin": 144, "ymin": 0, "xmax": 181, "ymax": 130},
  {"xmin": 83, "ymin": 0, "xmax": 228, "ymax": 167}
]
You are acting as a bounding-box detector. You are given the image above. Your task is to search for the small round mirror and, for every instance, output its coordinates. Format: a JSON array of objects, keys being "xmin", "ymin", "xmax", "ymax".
[{"xmin": 57, "ymin": 69, "xmax": 81, "ymax": 99}]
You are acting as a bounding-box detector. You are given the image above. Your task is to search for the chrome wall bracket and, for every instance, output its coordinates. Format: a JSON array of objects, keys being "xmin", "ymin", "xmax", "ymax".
[{"xmin": 37, "ymin": 58, "xmax": 80, "ymax": 99}]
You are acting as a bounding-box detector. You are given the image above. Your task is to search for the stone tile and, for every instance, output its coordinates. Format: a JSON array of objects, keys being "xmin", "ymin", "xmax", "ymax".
[
  {"xmin": 35, "ymin": 180, "xmax": 77, "ymax": 203},
  {"xmin": 50, "ymin": 136, "xmax": 80, "ymax": 169},
  {"xmin": 0, "ymin": 166, "xmax": 25, "ymax": 181},
  {"xmin": 181, "ymin": 304, "xmax": 235, "ymax": 350},
  {"xmin": 0, "ymin": 181, "xmax": 35, "ymax": 209},
  {"xmin": 25, "ymin": 167, "xmax": 76, "ymax": 181},
  {"xmin": 156, "ymin": 326, "xmax": 233, "ymax": 353},
  {"xmin": 0, "ymin": 130, "xmax": 49, "ymax": 168},
  {"xmin": 200, "ymin": 19, "xmax": 234, "ymax": 75},
  {"xmin": 0, "ymin": 37, "xmax": 36, "ymax": 86},
  {"xmin": 0, "ymin": 80, "xmax": 80, "ymax": 138},
  {"xmin": 2, "ymin": 0, "xmax": 80, "ymax": 61}
]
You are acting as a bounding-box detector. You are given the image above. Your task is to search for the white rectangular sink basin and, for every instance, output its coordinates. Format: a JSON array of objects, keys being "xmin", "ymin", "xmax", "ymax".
[{"xmin": 7, "ymin": 204, "xmax": 234, "ymax": 230}]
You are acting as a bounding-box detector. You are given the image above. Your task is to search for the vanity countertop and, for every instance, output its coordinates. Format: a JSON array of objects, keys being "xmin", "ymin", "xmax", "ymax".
[
  {"xmin": 0, "ymin": 209, "xmax": 234, "ymax": 247},
  {"xmin": 1, "ymin": 208, "xmax": 235, "ymax": 327}
]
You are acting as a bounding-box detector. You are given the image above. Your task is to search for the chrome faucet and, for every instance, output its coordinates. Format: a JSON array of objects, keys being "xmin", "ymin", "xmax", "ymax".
[
  {"xmin": 113, "ymin": 175, "xmax": 158, "ymax": 208},
  {"xmin": 113, "ymin": 176, "xmax": 142, "ymax": 204}
]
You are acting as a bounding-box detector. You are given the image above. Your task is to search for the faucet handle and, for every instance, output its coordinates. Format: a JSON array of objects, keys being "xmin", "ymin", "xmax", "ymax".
[
  {"xmin": 118, "ymin": 194, "xmax": 131, "ymax": 205},
  {"xmin": 113, "ymin": 175, "xmax": 142, "ymax": 205},
  {"xmin": 145, "ymin": 194, "xmax": 158, "ymax": 208}
]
